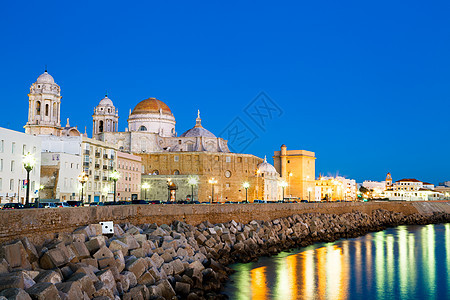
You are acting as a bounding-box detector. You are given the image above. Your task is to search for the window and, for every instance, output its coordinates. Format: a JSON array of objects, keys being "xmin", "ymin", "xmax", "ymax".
[
  {"xmin": 0, "ymin": 140, "xmax": 3, "ymax": 152},
  {"xmin": 139, "ymin": 126, "xmax": 147, "ymax": 131},
  {"xmin": 22, "ymin": 145, "xmax": 26, "ymax": 155},
  {"xmin": 225, "ymin": 170, "xmax": 231, "ymax": 178},
  {"xmin": 10, "ymin": 179, "xmax": 14, "ymax": 190},
  {"xmin": 173, "ymin": 170, "xmax": 180, "ymax": 175},
  {"xmin": 10, "ymin": 160, "xmax": 15, "ymax": 172},
  {"xmin": 0, "ymin": 159, "xmax": 2, "ymax": 171},
  {"xmin": 174, "ymin": 156, "xmax": 179, "ymax": 162},
  {"xmin": 237, "ymin": 157, "xmax": 242, "ymax": 163},
  {"xmin": 11, "ymin": 142, "xmax": 15, "ymax": 154},
  {"xmin": 33, "ymin": 147, "xmax": 36, "ymax": 153},
  {"xmin": 45, "ymin": 104, "xmax": 49, "ymax": 116},
  {"xmin": 36, "ymin": 101, "xmax": 41, "ymax": 115},
  {"xmin": 226, "ymin": 156, "xmax": 231, "ymax": 163}
]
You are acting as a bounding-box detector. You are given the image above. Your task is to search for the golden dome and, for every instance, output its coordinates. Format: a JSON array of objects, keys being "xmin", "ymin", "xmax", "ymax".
[{"xmin": 130, "ymin": 98, "xmax": 172, "ymax": 116}]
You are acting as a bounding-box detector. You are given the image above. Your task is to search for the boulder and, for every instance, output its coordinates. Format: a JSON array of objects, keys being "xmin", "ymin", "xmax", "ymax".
[
  {"xmin": 125, "ymin": 258, "xmax": 146, "ymax": 279},
  {"xmin": 157, "ymin": 279, "xmax": 176, "ymax": 300},
  {"xmin": 39, "ymin": 248, "xmax": 68, "ymax": 269},
  {"xmin": 68, "ymin": 242, "xmax": 90, "ymax": 260},
  {"xmin": 175, "ymin": 281, "xmax": 190, "ymax": 296},
  {"xmin": 67, "ymin": 273, "xmax": 96, "ymax": 298},
  {"xmin": 0, "ymin": 241, "xmax": 31, "ymax": 270},
  {"xmin": 34, "ymin": 270, "xmax": 62, "ymax": 284},
  {"xmin": 55, "ymin": 281, "xmax": 83, "ymax": 300},
  {"xmin": 137, "ymin": 271, "xmax": 155, "ymax": 286},
  {"xmin": 0, "ymin": 288, "xmax": 31, "ymax": 300},
  {"xmin": 109, "ymin": 240, "xmax": 129, "ymax": 257},
  {"xmin": 26, "ymin": 282, "xmax": 61, "ymax": 300}
]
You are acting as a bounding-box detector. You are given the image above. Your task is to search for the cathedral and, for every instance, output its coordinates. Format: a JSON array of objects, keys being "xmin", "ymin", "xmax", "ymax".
[{"xmin": 24, "ymin": 70, "xmax": 284, "ymax": 202}]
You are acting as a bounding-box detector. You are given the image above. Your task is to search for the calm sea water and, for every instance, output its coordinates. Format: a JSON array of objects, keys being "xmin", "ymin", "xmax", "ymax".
[{"xmin": 223, "ymin": 223, "xmax": 450, "ymax": 300}]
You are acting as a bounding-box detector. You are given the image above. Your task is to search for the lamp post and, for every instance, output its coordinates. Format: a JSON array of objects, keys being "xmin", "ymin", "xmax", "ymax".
[
  {"xmin": 110, "ymin": 170, "xmax": 120, "ymax": 203},
  {"xmin": 288, "ymin": 172, "xmax": 293, "ymax": 198},
  {"xmin": 187, "ymin": 176, "xmax": 198, "ymax": 203},
  {"xmin": 22, "ymin": 152, "xmax": 35, "ymax": 205},
  {"xmin": 208, "ymin": 178, "xmax": 217, "ymax": 203},
  {"xmin": 102, "ymin": 186, "xmax": 109, "ymax": 202},
  {"xmin": 77, "ymin": 172, "xmax": 88, "ymax": 203},
  {"xmin": 243, "ymin": 182, "xmax": 250, "ymax": 203},
  {"xmin": 327, "ymin": 188, "xmax": 332, "ymax": 201},
  {"xmin": 280, "ymin": 181, "xmax": 288, "ymax": 202},
  {"xmin": 167, "ymin": 178, "xmax": 172, "ymax": 203},
  {"xmin": 307, "ymin": 187, "xmax": 312, "ymax": 202},
  {"xmin": 142, "ymin": 182, "xmax": 150, "ymax": 200}
]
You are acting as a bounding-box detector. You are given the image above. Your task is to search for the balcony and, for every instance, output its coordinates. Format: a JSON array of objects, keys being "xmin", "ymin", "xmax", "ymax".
[
  {"xmin": 83, "ymin": 162, "xmax": 90, "ymax": 167},
  {"xmin": 103, "ymin": 165, "xmax": 107, "ymax": 170},
  {"xmin": 95, "ymin": 164, "xmax": 100, "ymax": 169},
  {"xmin": 94, "ymin": 176, "xmax": 100, "ymax": 180},
  {"xmin": 84, "ymin": 150, "xmax": 90, "ymax": 155},
  {"xmin": 103, "ymin": 154, "xmax": 108, "ymax": 159},
  {"xmin": 102, "ymin": 176, "xmax": 107, "ymax": 181},
  {"xmin": 95, "ymin": 152, "xmax": 101, "ymax": 158}
]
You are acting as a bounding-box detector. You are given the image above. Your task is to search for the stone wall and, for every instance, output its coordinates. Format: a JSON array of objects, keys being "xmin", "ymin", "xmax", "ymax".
[{"xmin": 0, "ymin": 201, "xmax": 449, "ymax": 245}]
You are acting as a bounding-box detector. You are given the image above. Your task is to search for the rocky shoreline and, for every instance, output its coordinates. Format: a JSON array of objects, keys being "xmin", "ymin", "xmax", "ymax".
[{"xmin": 0, "ymin": 209, "xmax": 448, "ymax": 300}]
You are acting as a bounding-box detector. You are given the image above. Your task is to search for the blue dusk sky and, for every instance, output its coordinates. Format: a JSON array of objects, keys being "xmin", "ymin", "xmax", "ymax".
[{"xmin": 1, "ymin": 1, "xmax": 449, "ymax": 184}]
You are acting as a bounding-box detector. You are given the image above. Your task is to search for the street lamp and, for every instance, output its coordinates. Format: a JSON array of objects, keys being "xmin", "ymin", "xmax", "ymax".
[
  {"xmin": 280, "ymin": 181, "xmax": 288, "ymax": 202},
  {"xmin": 208, "ymin": 178, "xmax": 217, "ymax": 203},
  {"xmin": 142, "ymin": 182, "xmax": 150, "ymax": 200},
  {"xmin": 327, "ymin": 188, "xmax": 332, "ymax": 201},
  {"xmin": 243, "ymin": 182, "xmax": 250, "ymax": 203},
  {"xmin": 102, "ymin": 186, "xmax": 109, "ymax": 202},
  {"xmin": 307, "ymin": 187, "xmax": 312, "ymax": 202},
  {"xmin": 187, "ymin": 176, "xmax": 198, "ymax": 203},
  {"xmin": 288, "ymin": 172, "xmax": 293, "ymax": 197},
  {"xmin": 77, "ymin": 172, "xmax": 88, "ymax": 203},
  {"xmin": 22, "ymin": 152, "xmax": 35, "ymax": 205},
  {"xmin": 110, "ymin": 170, "xmax": 120, "ymax": 203}
]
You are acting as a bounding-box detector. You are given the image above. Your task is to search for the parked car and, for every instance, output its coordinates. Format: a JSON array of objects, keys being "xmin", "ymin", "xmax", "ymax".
[
  {"xmin": 66, "ymin": 201, "xmax": 83, "ymax": 207},
  {"xmin": 253, "ymin": 200, "xmax": 267, "ymax": 203},
  {"xmin": 2, "ymin": 203, "xmax": 25, "ymax": 210},
  {"xmin": 148, "ymin": 200, "xmax": 162, "ymax": 204},
  {"xmin": 131, "ymin": 200, "xmax": 149, "ymax": 205},
  {"xmin": 42, "ymin": 202, "xmax": 58, "ymax": 208},
  {"xmin": 56, "ymin": 202, "xmax": 70, "ymax": 207},
  {"xmin": 89, "ymin": 202, "xmax": 104, "ymax": 206}
]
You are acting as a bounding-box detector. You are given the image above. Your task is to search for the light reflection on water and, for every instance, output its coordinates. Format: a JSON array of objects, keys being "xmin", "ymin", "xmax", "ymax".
[{"xmin": 224, "ymin": 223, "xmax": 450, "ymax": 300}]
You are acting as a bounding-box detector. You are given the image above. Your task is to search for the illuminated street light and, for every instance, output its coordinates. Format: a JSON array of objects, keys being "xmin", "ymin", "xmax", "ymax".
[
  {"xmin": 243, "ymin": 182, "xmax": 250, "ymax": 203},
  {"xmin": 288, "ymin": 172, "xmax": 293, "ymax": 197},
  {"xmin": 77, "ymin": 172, "xmax": 89, "ymax": 202},
  {"xmin": 187, "ymin": 176, "xmax": 198, "ymax": 203},
  {"xmin": 280, "ymin": 181, "xmax": 288, "ymax": 202},
  {"xmin": 102, "ymin": 186, "xmax": 109, "ymax": 202},
  {"xmin": 142, "ymin": 182, "xmax": 150, "ymax": 200},
  {"xmin": 22, "ymin": 152, "xmax": 35, "ymax": 205},
  {"xmin": 110, "ymin": 170, "xmax": 120, "ymax": 203},
  {"xmin": 208, "ymin": 178, "xmax": 218, "ymax": 203}
]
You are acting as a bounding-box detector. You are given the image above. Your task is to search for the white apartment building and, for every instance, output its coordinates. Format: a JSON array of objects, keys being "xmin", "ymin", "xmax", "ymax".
[
  {"xmin": 41, "ymin": 152, "xmax": 81, "ymax": 201},
  {"xmin": 362, "ymin": 180, "xmax": 387, "ymax": 198},
  {"xmin": 0, "ymin": 127, "xmax": 41, "ymax": 203},
  {"xmin": 384, "ymin": 178, "xmax": 441, "ymax": 201}
]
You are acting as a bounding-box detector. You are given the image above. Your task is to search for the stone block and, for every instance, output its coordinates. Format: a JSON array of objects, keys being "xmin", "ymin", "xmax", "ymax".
[
  {"xmin": 121, "ymin": 271, "xmax": 137, "ymax": 289},
  {"xmin": 80, "ymin": 258, "xmax": 98, "ymax": 269},
  {"xmin": 34, "ymin": 270, "xmax": 62, "ymax": 284},
  {"xmin": 150, "ymin": 253, "xmax": 164, "ymax": 269},
  {"xmin": 85, "ymin": 237, "xmax": 105, "ymax": 254},
  {"xmin": 55, "ymin": 281, "xmax": 83, "ymax": 300},
  {"xmin": 0, "ymin": 288, "xmax": 32, "ymax": 300},
  {"xmin": 71, "ymin": 233, "xmax": 86, "ymax": 243},
  {"xmin": 157, "ymin": 279, "xmax": 176, "ymax": 300},
  {"xmin": 137, "ymin": 271, "xmax": 155, "ymax": 286},
  {"xmin": 67, "ymin": 273, "xmax": 95, "ymax": 298},
  {"xmin": 161, "ymin": 263, "xmax": 173, "ymax": 276},
  {"xmin": 96, "ymin": 269, "xmax": 116, "ymax": 292},
  {"xmin": 175, "ymin": 281, "xmax": 190, "ymax": 296},
  {"xmin": 0, "ymin": 241, "xmax": 31, "ymax": 270},
  {"xmin": 171, "ymin": 259, "xmax": 185, "ymax": 275},
  {"xmin": 123, "ymin": 284, "xmax": 148, "ymax": 300},
  {"xmin": 97, "ymin": 257, "xmax": 116, "ymax": 270},
  {"xmin": 125, "ymin": 258, "xmax": 146, "ymax": 279},
  {"xmin": 93, "ymin": 246, "xmax": 114, "ymax": 260},
  {"xmin": 0, "ymin": 260, "xmax": 9, "ymax": 275},
  {"xmin": 129, "ymin": 248, "xmax": 147, "ymax": 258},
  {"xmin": 20, "ymin": 238, "xmax": 38, "ymax": 263},
  {"xmin": 118, "ymin": 236, "xmax": 140, "ymax": 250},
  {"xmin": 92, "ymin": 281, "xmax": 114, "ymax": 299},
  {"xmin": 26, "ymin": 282, "xmax": 61, "ymax": 300},
  {"xmin": 109, "ymin": 240, "xmax": 129, "ymax": 257},
  {"xmin": 39, "ymin": 248, "xmax": 68, "ymax": 269},
  {"xmin": 68, "ymin": 242, "xmax": 90, "ymax": 260}
]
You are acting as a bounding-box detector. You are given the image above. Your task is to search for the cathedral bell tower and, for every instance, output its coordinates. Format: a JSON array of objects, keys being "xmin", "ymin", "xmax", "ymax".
[
  {"xmin": 92, "ymin": 94, "xmax": 119, "ymax": 139},
  {"xmin": 386, "ymin": 172, "xmax": 393, "ymax": 189},
  {"xmin": 24, "ymin": 70, "xmax": 62, "ymax": 136}
]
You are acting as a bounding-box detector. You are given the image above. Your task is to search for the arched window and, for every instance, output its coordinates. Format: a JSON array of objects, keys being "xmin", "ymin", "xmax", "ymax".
[
  {"xmin": 139, "ymin": 126, "xmax": 147, "ymax": 131},
  {"xmin": 36, "ymin": 101, "xmax": 41, "ymax": 115},
  {"xmin": 99, "ymin": 121, "xmax": 104, "ymax": 133},
  {"xmin": 45, "ymin": 104, "xmax": 49, "ymax": 116},
  {"xmin": 173, "ymin": 170, "xmax": 180, "ymax": 175},
  {"xmin": 152, "ymin": 170, "xmax": 159, "ymax": 175}
]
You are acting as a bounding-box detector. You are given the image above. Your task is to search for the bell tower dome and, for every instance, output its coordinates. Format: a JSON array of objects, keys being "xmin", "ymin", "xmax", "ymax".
[
  {"xmin": 24, "ymin": 70, "xmax": 62, "ymax": 136},
  {"xmin": 92, "ymin": 94, "xmax": 119, "ymax": 139}
]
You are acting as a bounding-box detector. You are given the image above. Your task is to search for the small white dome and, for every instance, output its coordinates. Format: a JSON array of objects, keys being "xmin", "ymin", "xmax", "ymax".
[
  {"xmin": 258, "ymin": 156, "xmax": 277, "ymax": 174},
  {"xmin": 99, "ymin": 96, "xmax": 114, "ymax": 106},
  {"xmin": 36, "ymin": 71, "xmax": 55, "ymax": 84}
]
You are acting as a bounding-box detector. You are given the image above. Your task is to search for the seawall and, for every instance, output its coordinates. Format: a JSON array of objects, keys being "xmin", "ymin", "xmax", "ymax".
[{"xmin": 0, "ymin": 201, "xmax": 449, "ymax": 245}]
